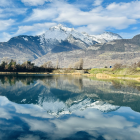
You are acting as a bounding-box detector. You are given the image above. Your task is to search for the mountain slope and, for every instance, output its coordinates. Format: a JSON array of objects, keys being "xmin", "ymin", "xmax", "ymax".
[
  {"xmin": 0, "ymin": 24, "xmax": 123, "ymax": 64},
  {"xmin": 33, "ymin": 34, "xmax": 140, "ymax": 68}
]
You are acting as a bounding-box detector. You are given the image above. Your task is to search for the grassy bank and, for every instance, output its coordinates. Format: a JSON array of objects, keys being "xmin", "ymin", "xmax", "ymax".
[
  {"xmin": 1, "ymin": 68, "xmax": 140, "ymax": 81},
  {"xmin": 89, "ymin": 68, "xmax": 140, "ymax": 80},
  {"xmin": 0, "ymin": 69, "xmax": 86, "ymax": 76}
]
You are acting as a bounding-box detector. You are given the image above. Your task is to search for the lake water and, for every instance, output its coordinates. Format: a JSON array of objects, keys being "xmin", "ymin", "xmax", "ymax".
[{"xmin": 0, "ymin": 75, "xmax": 140, "ymax": 140}]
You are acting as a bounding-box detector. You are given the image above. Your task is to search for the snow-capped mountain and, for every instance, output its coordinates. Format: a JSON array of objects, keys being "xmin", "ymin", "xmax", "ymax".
[
  {"xmin": 95, "ymin": 31, "xmax": 123, "ymax": 41},
  {"xmin": 40, "ymin": 24, "xmax": 96, "ymax": 46},
  {"xmin": 38, "ymin": 97, "xmax": 120, "ymax": 117},
  {"xmin": 0, "ymin": 24, "xmax": 123, "ymax": 64},
  {"xmin": 40, "ymin": 24, "xmax": 122, "ymax": 46}
]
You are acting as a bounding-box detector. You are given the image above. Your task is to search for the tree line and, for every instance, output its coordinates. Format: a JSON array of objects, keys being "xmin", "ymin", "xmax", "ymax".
[
  {"xmin": 0, "ymin": 59, "xmax": 55, "ymax": 72},
  {"xmin": 0, "ymin": 58, "xmax": 84, "ymax": 72}
]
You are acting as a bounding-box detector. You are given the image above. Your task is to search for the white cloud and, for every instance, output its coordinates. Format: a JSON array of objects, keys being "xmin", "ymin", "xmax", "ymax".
[
  {"xmin": 1, "ymin": 0, "xmax": 140, "ymax": 40},
  {"xmin": 132, "ymin": 27, "xmax": 138, "ymax": 30},
  {"xmin": 21, "ymin": 0, "xmax": 52, "ymax": 6},
  {"xmin": 18, "ymin": 135, "xmax": 40, "ymax": 140},
  {"xmin": 0, "ymin": 95, "xmax": 140, "ymax": 140},
  {"xmin": 106, "ymin": 1, "xmax": 140, "ymax": 19},
  {"xmin": 0, "ymin": 22, "xmax": 56, "ymax": 42},
  {"xmin": 50, "ymin": 109, "xmax": 140, "ymax": 140},
  {"xmin": 93, "ymin": 0, "xmax": 103, "ymax": 6},
  {"xmin": 24, "ymin": 0, "xmax": 140, "ymax": 35},
  {"xmin": 0, "ymin": 32, "xmax": 12, "ymax": 42},
  {"xmin": 15, "ymin": 22, "xmax": 56, "ymax": 35},
  {"xmin": 0, "ymin": 19, "xmax": 14, "ymax": 31},
  {"xmin": 0, "ymin": 0, "xmax": 13, "ymax": 7},
  {"xmin": 25, "ymin": 8, "xmax": 58, "ymax": 22},
  {"xmin": 0, "ymin": 8, "xmax": 27, "ymax": 19},
  {"xmin": 22, "ymin": 118, "xmax": 54, "ymax": 132},
  {"xmin": 0, "ymin": 108, "xmax": 11, "ymax": 119}
]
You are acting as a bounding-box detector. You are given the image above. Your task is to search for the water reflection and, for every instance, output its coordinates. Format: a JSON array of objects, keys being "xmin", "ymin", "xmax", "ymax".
[
  {"xmin": 0, "ymin": 96, "xmax": 140, "ymax": 140},
  {"xmin": 0, "ymin": 75, "xmax": 140, "ymax": 113},
  {"xmin": 0, "ymin": 75, "xmax": 140, "ymax": 140}
]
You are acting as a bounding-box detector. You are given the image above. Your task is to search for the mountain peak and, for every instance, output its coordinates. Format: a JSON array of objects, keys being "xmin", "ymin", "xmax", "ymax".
[
  {"xmin": 49, "ymin": 24, "xmax": 75, "ymax": 32},
  {"xmin": 41, "ymin": 24, "xmax": 122, "ymax": 46},
  {"xmin": 102, "ymin": 31, "xmax": 123, "ymax": 38}
]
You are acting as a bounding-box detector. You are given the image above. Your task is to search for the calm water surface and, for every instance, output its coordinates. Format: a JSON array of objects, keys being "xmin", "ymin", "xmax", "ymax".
[{"xmin": 0, "ymin": 75, "xmax": 140, "ymax": 140}]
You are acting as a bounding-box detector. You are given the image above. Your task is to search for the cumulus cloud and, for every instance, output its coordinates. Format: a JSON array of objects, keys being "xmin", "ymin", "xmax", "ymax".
[
  {"xmin": 21, "ymin": 0, "xmax": 52, "ymax": 6},
  {"xmin": 24, "ymin": 0, "xmax": 140, "ymax": 35},
  {"xmin": 50, "ymin": 109, "xmax": 140, "ymax": 140},
  {"xmin": 106, "ymin": 1, "xmax": 140, "ymax": 19},
  {"xmin": 22, "ymin": 118, "xmax": 54, "ymax": 132},
  {"xmin": 1, "ymin": 0, "xmax": 140, "ymax": 40},
  {"xmin": 0, "ymin": 95, "xmax": 140, "ymax": 140},
  {"xmin": 93, "ymin": 0, "xmax": 103, "ymax": 6}
]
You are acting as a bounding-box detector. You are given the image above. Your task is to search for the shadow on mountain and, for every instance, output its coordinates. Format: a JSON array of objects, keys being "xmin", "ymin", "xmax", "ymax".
[{"xmin": 51, "ymin": 40, "xmax": 81, "ymax": 53}]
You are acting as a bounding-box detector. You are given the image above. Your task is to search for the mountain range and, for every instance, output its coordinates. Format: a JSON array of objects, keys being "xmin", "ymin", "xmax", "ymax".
[{"xmin": 0, "ymin": 24, "xmax": 140, "ymax": 68}]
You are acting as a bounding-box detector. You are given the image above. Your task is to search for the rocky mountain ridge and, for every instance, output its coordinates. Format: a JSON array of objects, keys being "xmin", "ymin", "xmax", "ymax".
[
  {"xmin": 0, "ymin": 24, "xmax": 123, "ymax": 65},
  {"xmin": 1, "ymin": 24, "xmax": 140, "ymax": 68},
  {"xmin": 33, "ymin": 34, "xmax": 140, "ymax": 68}
]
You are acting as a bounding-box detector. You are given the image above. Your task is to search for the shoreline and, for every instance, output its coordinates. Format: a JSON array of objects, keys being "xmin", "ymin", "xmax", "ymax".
[{"xmin": 0, "ymin": 72, "xmax": 140, "ymax": 81}]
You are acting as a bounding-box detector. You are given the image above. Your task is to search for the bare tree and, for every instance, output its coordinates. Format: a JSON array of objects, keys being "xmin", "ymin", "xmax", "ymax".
[
  {"xmin": 74, "ymin": 61, "xmax": 80, "ymax": 69},
  {"xmin": 56, "ymin": 59, "xmax": 59, "ymax": 69},
  {"xmin": 2, "ymin": 57, "xmax": 11, "ymax": 64},
  {"xmin": 79, "ymin": 58, "xmax": 83, "ymax": 70},
  {"xmin": 22, "ymin": 61, "xmax": 34, "ymax": 70},
  {"xmin": 129, "ymin": 62, "xmax": 137, "ymax": 73},
  {"xmin": 68, "ymin": 63, "xmax": 73, "ymax": 69},
  {"xmin": 74, "ymin": 58, "xmax": 84, "ymax": 70},
  {"xmin": 9, "ymin": 59, "xmax": 17, "ymax": 70},
  {"xmin": 137, "ymin": 61, "xmax": 140, "ymax": 67},
  {"xmin": 41, "ymin": 61, "xmax": 53, "ymax": 68},
  {"xmin": 112, "ymin": 63, "xmax": 123, "ymax": 71}
]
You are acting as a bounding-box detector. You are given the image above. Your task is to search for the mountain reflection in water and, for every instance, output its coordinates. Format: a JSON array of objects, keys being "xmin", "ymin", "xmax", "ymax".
[{"xmin": 0, "ymin": 75, "xmax": 140, "ymax": 140}]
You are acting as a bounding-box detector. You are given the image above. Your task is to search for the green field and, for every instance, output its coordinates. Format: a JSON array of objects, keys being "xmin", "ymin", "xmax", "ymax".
[{"xmin": 89, "ymin": 68, "xmax": 140, "ymax": 78}]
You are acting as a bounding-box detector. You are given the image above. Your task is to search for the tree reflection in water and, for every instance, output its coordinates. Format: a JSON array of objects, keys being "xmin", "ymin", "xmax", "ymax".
[{"xmin": 0, "ymin": 75, "xmax": 140, "ymax": 140}]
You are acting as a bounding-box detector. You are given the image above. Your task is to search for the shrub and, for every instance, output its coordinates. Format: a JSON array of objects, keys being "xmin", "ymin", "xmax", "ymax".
[{"xmin": 112, "ymin": 63, "xmax": 123, "ymax": 71}]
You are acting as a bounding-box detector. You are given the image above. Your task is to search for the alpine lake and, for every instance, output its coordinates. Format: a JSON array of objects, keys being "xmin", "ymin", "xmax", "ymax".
[{"xmin": 0, "ymin": 74, "xmax": 140, "ymax": 140}]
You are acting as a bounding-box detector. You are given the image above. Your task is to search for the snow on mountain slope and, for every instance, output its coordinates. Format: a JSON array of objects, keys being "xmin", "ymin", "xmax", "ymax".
[
  {"xmin": 40, "ymin": 24, "xmax": 123, "ymax": 46},
  {"xmin": 38, "ymin": 97, "xmax": 120, "ymax": 117},
  {"xmin": 0, "ymin": 24, "xmax": 123, "ymax": 64},
  {"xmin": 40, "ymin": 24, "xmax": 97, "ymax": 46},
  {"xmin": 93, "ymin": 31, "xmax": 123, "ymax": 41},
  {"xmin": 83, "ymin": 31, "xmax": 123, "ymax": 43}
]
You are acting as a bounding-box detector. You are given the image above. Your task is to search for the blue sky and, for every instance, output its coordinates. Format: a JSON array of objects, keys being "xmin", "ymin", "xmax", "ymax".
[{"xmin": 0, "ymin": 0, "xmax": 140, "ymax": 41}]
